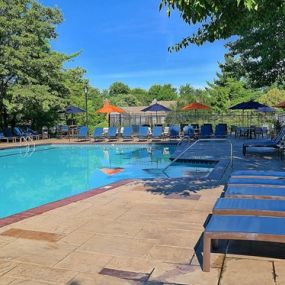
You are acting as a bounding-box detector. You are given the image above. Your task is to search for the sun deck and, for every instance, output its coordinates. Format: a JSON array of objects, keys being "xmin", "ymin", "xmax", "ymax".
[{"xmin": 0, "ymin": 138, "xmax": 284, "ymax": 284}]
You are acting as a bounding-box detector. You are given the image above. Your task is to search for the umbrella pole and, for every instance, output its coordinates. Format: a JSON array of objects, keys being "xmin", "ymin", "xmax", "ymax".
[{"xmin": 156, "ymin": 111, "xmax": 158, "ymax": 126}]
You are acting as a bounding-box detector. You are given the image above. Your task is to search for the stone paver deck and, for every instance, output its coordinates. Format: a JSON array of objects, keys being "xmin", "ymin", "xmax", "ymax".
[{"xmin": 0, "ymin": 137, "xmax": 284, "ymax": 284}]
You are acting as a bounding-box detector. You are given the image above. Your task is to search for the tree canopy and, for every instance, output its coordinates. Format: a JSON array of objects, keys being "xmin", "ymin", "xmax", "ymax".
[
  {"xmin": 0, "ymin": 0, "xmax": 76, "ymax": 128},
  {"xmin": 160, "ymin": 0, "xmax": 285, "ymax": 87}
]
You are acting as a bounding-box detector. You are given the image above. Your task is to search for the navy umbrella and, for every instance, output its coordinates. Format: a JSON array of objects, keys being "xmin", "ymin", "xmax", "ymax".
[
  {"xmin": 229, "ymin": 100, "xmax": 269, "ymax": 126},
  {"xmin": 65, "ymin": 105, "xmax": 86, "ymax": 114},
  {"xmin": 229, "ymin": 100, "xmax": 268, "ymax": 110},
  {"xmin": 256, "ymin": 106, "xmax": 276, "ymax": 113},
  {"xmin": 141, "ymin": 102, "xmax": 171, "ymax": 125}
]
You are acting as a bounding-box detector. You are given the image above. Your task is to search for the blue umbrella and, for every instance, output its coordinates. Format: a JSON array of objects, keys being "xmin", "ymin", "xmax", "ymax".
[
  {"xmin": 229, "ymin": 100, "xmax": 269, "ymax": 126},
  {"xmin": 141, "ymin": 102, "xmax": 171, "ymax": 125},
  {"xmin": 65, "ymin": 105, "xmax": 86, "ymax": 114},
  {"xmin": 229, "ymin": 100, "xmax": 268, "ymax": 110},
  {"xmin": 141, "ymin": 103, "xmax": 171, "ymax": 112},
  {"xmin": 256, "ymin": 106, "xmax": 276, "ymax": 113}
]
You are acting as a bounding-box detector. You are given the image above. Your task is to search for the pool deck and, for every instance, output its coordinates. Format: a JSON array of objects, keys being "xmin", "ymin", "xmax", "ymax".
[{"xmin": 0, "ymin": 138, "xmax": 284, "ymax": 284}]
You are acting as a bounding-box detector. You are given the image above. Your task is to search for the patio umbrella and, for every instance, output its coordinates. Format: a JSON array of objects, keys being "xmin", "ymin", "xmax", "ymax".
[
  {"xmin": 256, "ymin": 106, "xmax": 276, "ymax": 113},
  {"xmin": 229, "ymin": 100, "xmax": 268, "ymax": 110},
  {"xmin": 96, "ymin": 100, "xmax": 125, "ymax": 126},
  {"xmin": 229, "ymin": 100, "xmax": 269, "ymax": 126},
  {"xmin": 63, "ymin": 105, "xmax": 86, "ymax": 126},
  {"xmin": 275, "ymin": 101, "xmax": 285, "ymax": 108},
  {"xmin": 65, "ymin": 105, "xmax": 86, "ymax": 114},
  {"xmin": 181, "ymin": 102, "xmax": 210, "ymax": 111},
  {"xmin": 141, "ymin": 101, "xmax": 171, "ymax": 125},
  {"xmin": 181, "ymin": 102, "xmax": 210, "ymax": 121}
]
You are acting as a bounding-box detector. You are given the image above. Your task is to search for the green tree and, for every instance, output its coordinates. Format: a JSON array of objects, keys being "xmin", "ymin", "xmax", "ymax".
[
  {"xmin": 226, "ymin": 12, "xmax": 285, "ymax": 87},
  {"xmin": 177, "ymin": 84, "xmax": 209, "ymax": 109},
  {"xmin": 148, "ymin": 84, "xmax": 177, "ymax": 102},
  {"xmin": 259, "ymin": 87, "xmax": 285, "ymax": 107},
  {"xmin": 160, "ymin": 0, "xmax": 285, "ymax": 87},
  {"xmin": 110, "ymin": 94, "xmax": 141, "ymax": 107},
  {"xmin": 63, "ymin": 68, "xmax": 103, "ymax": 128},
  {"xmin": 109, "ymin": 82, "xmax": 130, "ymax": 96},
  {"xmin": 0, "ymin": 0, "xmax": 75, "ymax": 128},
  {"xmin": 7, "ymin": 85, "xmax": 64, "ymax": 129},
  {"xmin": 130, "ymin": 88, "xmax": 148, "ymax": 105},
  {"xmin": 206, "ymin": 77, "xmax": 257, "ymax": 114}
]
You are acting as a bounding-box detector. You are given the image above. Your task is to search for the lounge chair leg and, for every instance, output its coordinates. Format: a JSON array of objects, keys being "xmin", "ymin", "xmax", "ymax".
[{"xmin": 203, "ymin": 234, "xmax": 211, "ymax": 272}]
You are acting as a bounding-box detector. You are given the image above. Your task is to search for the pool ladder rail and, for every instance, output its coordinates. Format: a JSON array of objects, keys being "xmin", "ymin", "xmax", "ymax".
[
  {"xmin": 162, "ymin": 138, "xmax": 233, "ymax": 179},
  {"xmin": 20, "ymin": 136, "xmax": 36, "ymax": 157}
]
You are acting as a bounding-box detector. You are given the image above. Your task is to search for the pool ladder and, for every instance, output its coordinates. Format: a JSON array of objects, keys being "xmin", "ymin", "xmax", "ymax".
[
  {"xmin": 20, "ymin": 136, "xmax": 36, "ymax": 157},
  {"xmin": 162, "ymin": 138, "xmax": 233, "ymax": 176}
]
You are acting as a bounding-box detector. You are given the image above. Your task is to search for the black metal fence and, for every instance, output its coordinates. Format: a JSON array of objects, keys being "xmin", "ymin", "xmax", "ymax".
[{"xmin": 110, "ymin": 112, "xmax": 276, "ymax": 129}]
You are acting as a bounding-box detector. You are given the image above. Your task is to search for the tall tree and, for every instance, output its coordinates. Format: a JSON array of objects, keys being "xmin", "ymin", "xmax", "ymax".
[
  {"xmin": 148, "ymin": 84, "xmax": 177, "ymax": 102},
  {"xmin": 160, "ymin": 0, "xmax": 285, "ymax": 87},
  {"xmin": 0, "ymin": 0, "xmax": 75, "ymax": 128},
  {"xmin": 109, "ymin": 82, "xmax": 130, "ymax": 96},
  {"xmin": 63, "ymin": 68, "xmax": 103, "ymax": 128},
  {"xmin": 177, "ymin": 84, "xmax": 209, "ymax": 108},
  {"xmin": 259, "ymin": 87, "xmax": 285, "ymax": 107}
]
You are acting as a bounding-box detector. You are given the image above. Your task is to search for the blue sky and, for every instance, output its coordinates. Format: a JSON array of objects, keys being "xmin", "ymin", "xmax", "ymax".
[{"xmin": 41, "ymin": 0, "xmax": 228, "ymax": 90}]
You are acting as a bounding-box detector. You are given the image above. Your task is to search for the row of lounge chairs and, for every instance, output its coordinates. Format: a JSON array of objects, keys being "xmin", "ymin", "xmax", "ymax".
[
  {"xmin": 203, "ymin": 169, "xmax": 285, "ymax": 272},
  {"xmin": 0, "ymin": 127, "xmax": 41, "ymax": 143},
  {"xmin": 76, "ymin": 124, "xmax": 228, "ymax": 142},
  {"xmin": 89, "ymin": 126, "xmax": 166, "ymax": 141}
]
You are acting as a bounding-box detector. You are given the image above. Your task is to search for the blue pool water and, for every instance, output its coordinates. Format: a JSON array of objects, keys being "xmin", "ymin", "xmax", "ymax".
[{"xmin": 0, "ymin": 144, "xmax": 214, "ymax": 218}]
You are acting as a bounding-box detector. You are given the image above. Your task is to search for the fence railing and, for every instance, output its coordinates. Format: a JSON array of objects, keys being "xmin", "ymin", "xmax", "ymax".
[{"xmin": 110, "ymin": 112, "xmax": 276, "ymax": 129}]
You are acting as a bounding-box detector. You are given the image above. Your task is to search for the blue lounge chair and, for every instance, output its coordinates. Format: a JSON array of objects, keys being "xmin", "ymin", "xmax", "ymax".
[
  {"xmin": 204, "ymin": 123, "xmax": 213, "ymax": 133},
  {"xmin": 137, "ymin": 126, "xmax": 149, "ymax": 141},
  {"xmin": 243, "ymin": 126, "xmax": 285, "ymax": 155},
  {"xmin": 183, "ymin": 126, "xmax": 195, "ymax": 139},
  {"xmin": 25, "ymin": 127, "xmax": 41, "ymax": 140},
  {"xmin": 12, "ymin": 127, "xmax": 31, "ymax": 141},
  {"xmin": 215, "ymin": 124, "xmax": 227, "ymax": 137},
  {"xmin": 169, "ymin": 125, "xmax": 180, "ymax": 139},
  {"xmin": 213, "ymin": 198, "xmax": 285, "ymax": 217},
  {"xmin": 192, "ymin": 124, "xmax": 199, "ymax": 130},
  {"xmin": 4, "ymin": 128, "xmax": 17, "ymax": 142},
  {"xmin": 200, "ymin": 124, "xmax": 212, "ymax": 138},
  {"xmin": 93, "ymin": 127, "xmax": 104, "ymax": 141},
  {"xmin": 228, "ymin": 177, "xmax": 285, "ymax": 186},
  {"xmin": 77, "ymin": 126, "xmax": 88, "ymax": 140},
  {"xmin": 13, "ymin": 127, "xmax": 28, "ymax": 137},
  {"xmin": 0, "ymin": 132, "xmax": 13, "ymax": 143},
  {"xmin": 203, "ymin": 215, "xmax": 285, "ymax": 271},
  {"xmin": 122, "ymin": 127, "xmax": 133, "ymax": 141},
  {"xmin": 231, "ymin": 170, "xmax": 285, "ymax": 179},
  {"xmin": 225, "ymin": 185, "xmax": 285, "ymax": 199},
  {"xmin": 107, "ymin": 127, "xmax": 117, "ymax": 141},
  {"xmin": 152, "ymin": 126, "xmax": 163, "ymax": 140}
]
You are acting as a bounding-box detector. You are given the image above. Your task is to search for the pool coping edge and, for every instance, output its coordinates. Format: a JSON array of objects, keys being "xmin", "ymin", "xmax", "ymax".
[{"xmin": 0, "ymin": 179, "xmax": 135, "ymax": 228}]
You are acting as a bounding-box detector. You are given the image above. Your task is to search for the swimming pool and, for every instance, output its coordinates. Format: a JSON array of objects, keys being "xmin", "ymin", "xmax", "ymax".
[{"xmin": 0, "ymin": 144, "xmax": 214, "ymax": 218}]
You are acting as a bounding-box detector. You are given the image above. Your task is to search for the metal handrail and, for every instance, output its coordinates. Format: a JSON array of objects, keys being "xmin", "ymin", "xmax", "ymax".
[
  {"xmin": 20, "ymin": 136, "xmax": 35, "ymax": 157},
  {"xmin": 162, "ymin": 139, "xmax": 199, "ymax": 171},
  {"xmin": 162, "ymin": 138, "xmax": 233, "ymax": 172}
]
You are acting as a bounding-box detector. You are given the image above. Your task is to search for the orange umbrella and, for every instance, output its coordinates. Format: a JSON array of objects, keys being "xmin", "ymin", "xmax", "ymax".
[
  {"xmin": 96, "ymin": 100, "xmax": 125, "ymax": 114},
  {"xmin": 182, "ymin": 102, "xmax": 210, "ymax": 111},
  {"xmin": 275, "ymin": 101, "xmax": 285, "ymax": 108},
  {"xmin": 100, "ymin": 168, "xmax": 124, "ymax": 175},
  {"xmin": 96, "ymin": 100, "xmax": 125, "ymax": 126}
]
